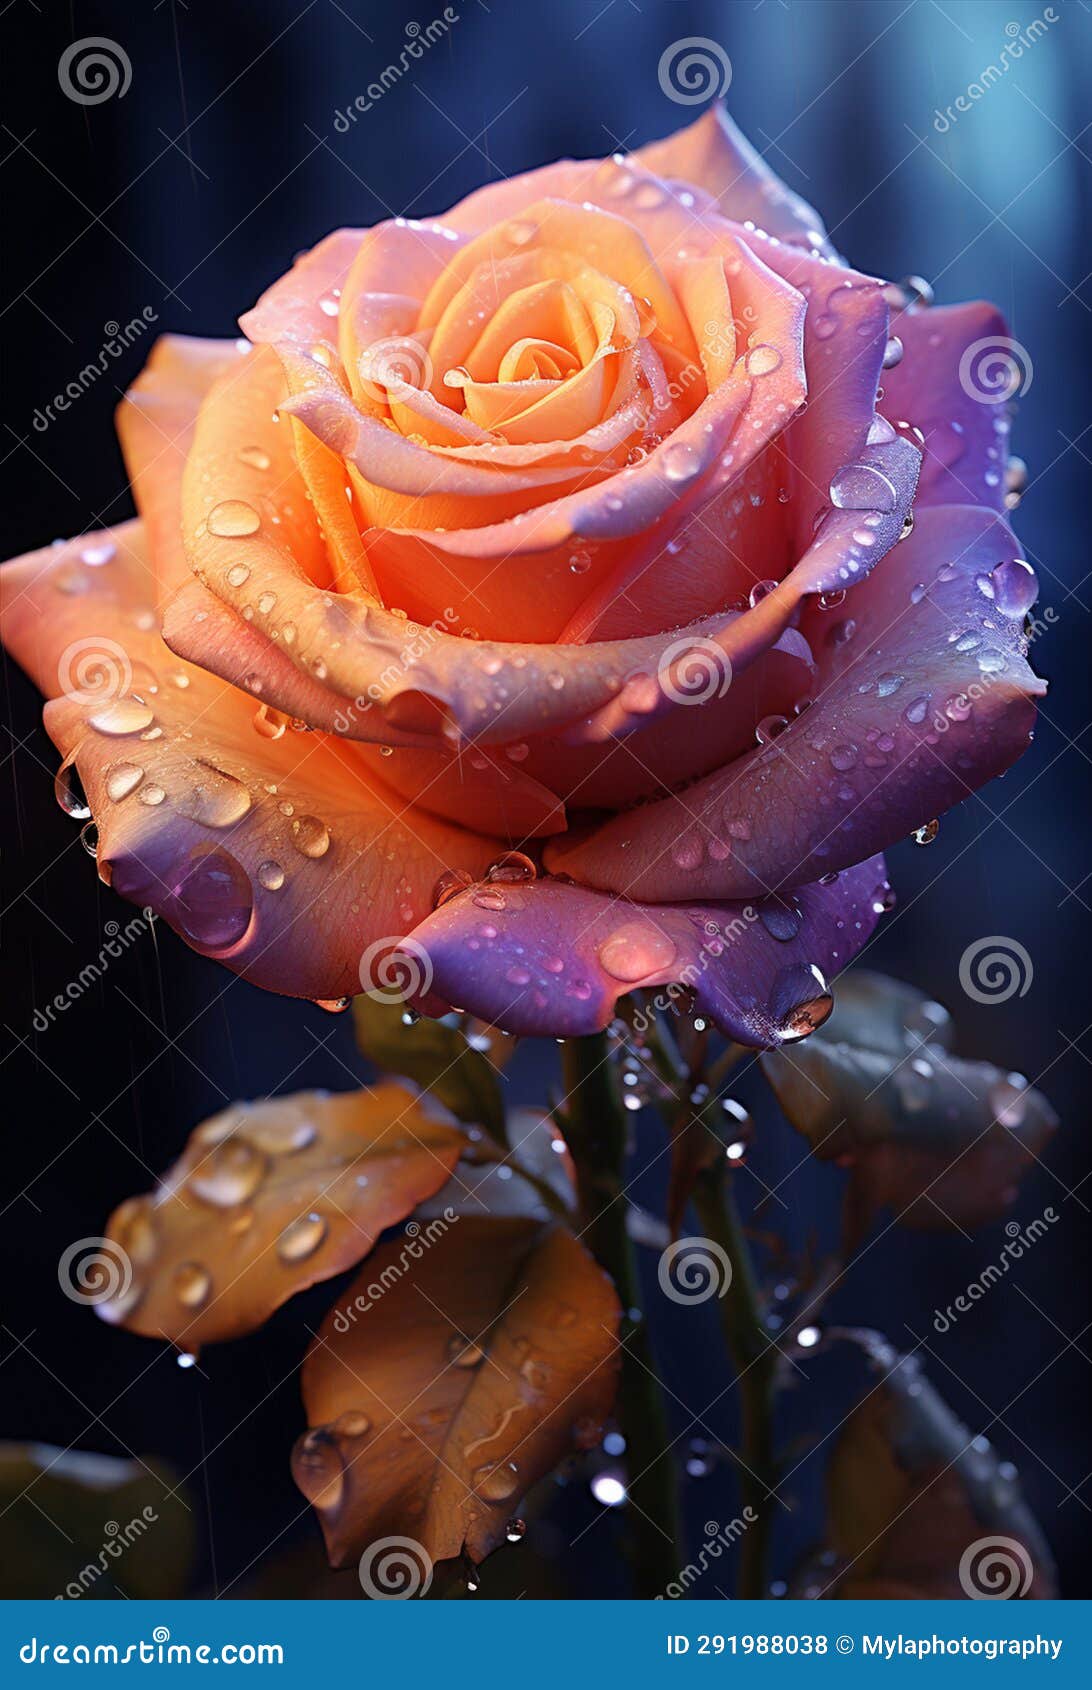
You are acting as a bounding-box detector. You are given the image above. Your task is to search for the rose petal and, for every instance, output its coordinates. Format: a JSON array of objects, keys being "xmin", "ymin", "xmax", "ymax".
[
  {"xmin": 404, "ymin": 857, "xmax": 889, "ymax": 1046},
  {"xmin": 633, "ymin": 104, "xmax": 833, "ymax": 254},
  {"xmin": 0, "ymin": 524, "xmax": 499, "ymax": 1000},
  {"xmin": 117, "ymin": 335, "xmax": 243, "ymax": 599},
  {"xmin": 879, "ymin": 300, "xmax": 1012, "ymax": 511},
  {"xmin": 547, "ymin": 505, "xmax": 1044, "ymax": 899}
]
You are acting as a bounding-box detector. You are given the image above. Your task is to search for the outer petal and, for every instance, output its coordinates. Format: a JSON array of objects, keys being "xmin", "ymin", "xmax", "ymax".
[
  {"xmin": 879, "ymin": 301, "xmax": 1012, "ymax": 511},
  {"xmin": 116, "ymin": 335, "xmax": 243, "ymax": 599},
  {"xmin": 633, "ymin": 105, "xmax": 834, "ymax": 254},
  {"xmin": 547, "ymin": 506, "xmax": 1044, "ymax": 900},
  {"xmin": 0, "ymin": 523, "xmax": 499, "ymax": 1000},
  {"xmin": 403, "ymin": 857, "xmax": 889, "ymax": 1046}
]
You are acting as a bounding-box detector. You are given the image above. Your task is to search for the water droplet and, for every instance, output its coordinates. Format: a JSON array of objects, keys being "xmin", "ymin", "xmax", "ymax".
[
  {"xmin": 882, "ymin": 335, "xmax": 904, "ymax": 369},
  {"xmin": 505, "ymin": 1517, "xmax": 527, "ymax": 1543},
  {"xmin": 174, "ymin": 1262, "xmax": 211, "ymax": 1308},
  {"xmin": 829, "ymin": 462, "xmax": 898, "ymax": 513},
  {"xmin": 334, "ymin": 1410, "xmax": 371, "ymax": 1439},
  {"xmin": 252, "ymin": 703, "xmax": 288, "ymax": 740},
  {"xmin": 81, "ymin": 538, "xmax": 116, "ymax": 566},
  {"xmin": 432, "ymin": 868, "xmax": 473, "ymax": 908},
  {"xmin": 139, "ymin": 783, "xmax": 166, "ymax": 806},
  {"xmin": 769, "ymin": 963, "xmax": 833, "ymax": 1041},
  {"xmin": 54, "ymin": 751, "xmax": 91, "ymax": 819},
  {"xmin": 178, "ymin": 760, "xmax": 252, "ymax": 828},
  {"xmin": 247, "ymin": 1114, "xmax": 316, "ymax": 1154},
  {"xmin": 208, "ymin": 499, "xmax": 261, "ymax": 538},
  {"xmin": 189, "ymin": 1137, "xmax": 268, "ymax": 1206},
  {"xmin": 290, "ymin": 816, "xmax": 331, "ymax": 858},
  {"xmin": 171, "ymin": 845, "xmax": 254, "ymax": 951},
  {"xmin": 277, "ymin": 1211, "xmax": 327, "ymax": 1263},
  {"xmin": 598, "ymin": 922, "xmax": 675, "ymax": 983},
  {"xmin": 485, "ymin": 851, "xmax": 536, "ymax": 885},
  {"xmin": 474, "ymin": 1461, "xmax": 519, "ymax": 1503},
  {"xmin": 448, "ymin": 1335, "xmax": 485, "ymax": 1369},
  {"xmin": 988, "ymin": 557, "xmax": 1037, "ymax": 619},
  {"xmin": 237, "ymin": 447, "xmax": 271, "ymax": 471},
  {"xmin": 746, "ymin": 343, "xmax": 782, "ymax": 376},
  {"xmin": 913, "ymin": 818, "xmax": 939, "ymax": 846},
  {"xmin": 257, "ymin": 860, "xmax": 285, "ymax": 892},
  {"xmin": 291, "ymin": 1430, "xmax": 344, "ymax": 1512},
  {"xmin": 105, "ymin": 761, "xmax": 144, "ymax": 802},
  {"xmin": 755, "ymin": 713, "xmax": 789, "ymax": 745},
  {"xmin": 759, "ymin": 897, "xmax": 803, "ymax": 942},
  {"xmin": 88, "ymin": 698, "xmax": 155, "ymax": 736},
  {"xmin": 748, "ymin": 578, "xmax": 778, "ymax": 609},
  {"xmin": 662, "ymin": 440, "xmax": 702, "ymax": 483},
  {"xmin": 818, "ymin": 589, "xmax": 846, "ymax": 610}
]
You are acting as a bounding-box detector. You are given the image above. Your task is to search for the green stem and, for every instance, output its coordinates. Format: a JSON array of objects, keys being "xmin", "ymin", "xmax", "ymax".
[
  {"xmin": 560, "ymin": 1032, "xmax": 682, "ymax": 1598},
  {"xmin": 691, "ymin": 1161, "xmax": 777, "ymax": 1599}
]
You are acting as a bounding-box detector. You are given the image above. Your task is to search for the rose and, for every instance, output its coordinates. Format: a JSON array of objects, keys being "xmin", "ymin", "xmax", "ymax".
[{"xmin": 0, "ymin": 105, "xmax": 1044, "ymax": 1045}]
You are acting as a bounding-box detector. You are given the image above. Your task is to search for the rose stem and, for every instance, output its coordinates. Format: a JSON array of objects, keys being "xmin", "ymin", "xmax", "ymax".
[
  {"xmin": 639, "ymin": 1012, "xmax": 777, "ymax": 1600},
  {"xmin": 690, "ymin": 1157, "xmax": 778, "ymax": 1600},
  {"xmin": 560, "ymin": 1030, "xmax": 683, "ymax": 1598}
]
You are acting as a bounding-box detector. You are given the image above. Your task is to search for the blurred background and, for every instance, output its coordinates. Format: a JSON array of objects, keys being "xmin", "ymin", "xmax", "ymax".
[{"xmin": 1, "ymin": 0, "xmax": 1089, "ymax": 1599}]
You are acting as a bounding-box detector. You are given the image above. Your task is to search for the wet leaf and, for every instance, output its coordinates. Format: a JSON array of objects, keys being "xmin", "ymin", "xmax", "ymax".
[
  {"xmin": 814, "ymin": 968, "xmax": 953, "ymax": 1058},
  {"xmin": 805, "ymin": 1335, "xmax": 1056, "ymax": 1599},
  {"xmin": 354, "ymin": 998, "xmax": 508, "ymax": 1146},
  {"xmin": 0, "ymin": 1444, "xmax": 193, "ymax": 1599},
  {"xmin": 419, "ymin": 1109, "xmax": 576, "ymax": 1223},
  {"xmin": 762, "ymin": 973, "xmax": 1056, "ymax": 1231},
  {"xmin": 98, "ymin": 1085, "xmax": 466, "ymax": 1350},
  {"xmin": 293, "ymin": 1217, "xmax": 621, "ymax": 1572}
]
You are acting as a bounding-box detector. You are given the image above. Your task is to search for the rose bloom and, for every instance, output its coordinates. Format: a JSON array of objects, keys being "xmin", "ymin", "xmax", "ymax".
[{"xmin": 1, "ymin": 107, "xmax": 1044, "ymax": 1044}]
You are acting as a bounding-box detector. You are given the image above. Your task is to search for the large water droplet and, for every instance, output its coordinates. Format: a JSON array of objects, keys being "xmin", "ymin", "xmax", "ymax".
[
  {"xmin": 105, "ymin": 761, "xmax": 144, "ymax": 802},
  {"xmin": 178, "ymin": 761, "xmax": 252, "ymax": 828},
  {"xmin": 171, "ymin": 845, "xmax": 254, "ymax": 951},
  {"xmin": 474, "ymin": 1461, "xmax": 519, "ymax": 1503},
  {"xmin": 828, "ymin": 463, "xmax": 898, "ymax": 513},
  {"xmin": 189, "ymin": 1137, "xmax": 268, "ymax": 1206},
  {"xmin": 988, "ymin": 557, "xmax": 1037, "ymax": 619},
  {"xmin": 769, "ymin": 963, "xmax": 833, "ymax": 1042},
  {"xmin": 485, "ymin": 851, "xmax": 536, "ymax": 884},
  {"xmin": 88, "ymin": 698, "xmax": 155, "ymax": 736},
  {"xmin": 291, "ymin": 1430, "xmax": 343, "ymax": 1512},
  {"xmin": 174, "ymin": 1262, "xmax": 211, "ymax": 1308},
  {"xmin": 433, "ymin": 868, "xmax": 473, "ymax": 908},
  {"xmin": 290, "ymin": 816, "xmax": 331, "ymax": 858},
  {"xmin": 598, "ymin": 922, "xmax": 676, "ymax": 983},
  {"xmin": 662, "ymin": 440, "xmax": 702, "ymax": 483},
  {"xmin": 54, "ymin": 751, "xmax": 91, "ymax": 819},
  {"xmin": 208, "ymin": 499, "xmax": 261, "ymax": 538},
  {"xmin": 278, "ymin": 1211, "xmax": 327, "ymax": 1262}
]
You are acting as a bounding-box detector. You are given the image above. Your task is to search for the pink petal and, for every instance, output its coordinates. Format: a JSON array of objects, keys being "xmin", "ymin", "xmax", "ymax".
[
  {"xmin": 547, "ymin": 505, "xmax": 1044, "ymax": 900},
  {"xmin": 404, "ymin": 857, "xmax": 890, "ymax": 1045}
]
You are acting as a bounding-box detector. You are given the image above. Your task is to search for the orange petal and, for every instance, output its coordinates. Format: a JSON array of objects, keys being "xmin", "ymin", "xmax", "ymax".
[
  {"xmin": 99, "ymin": 1084, "xmax": 466, "ymax": 1349},
  {"xmin": 116, "ymin": 335, "xmax": 244, "ymax": 599},
  {"xmin": 1, "ymin": 524, "xmax": 499, "ymax": 999}
]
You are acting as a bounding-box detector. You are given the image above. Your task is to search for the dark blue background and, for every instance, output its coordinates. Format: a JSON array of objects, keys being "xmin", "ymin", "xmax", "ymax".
[{"xmin": 1, "ymin": 0, "xmax": 1089, "ymax": 1598}]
